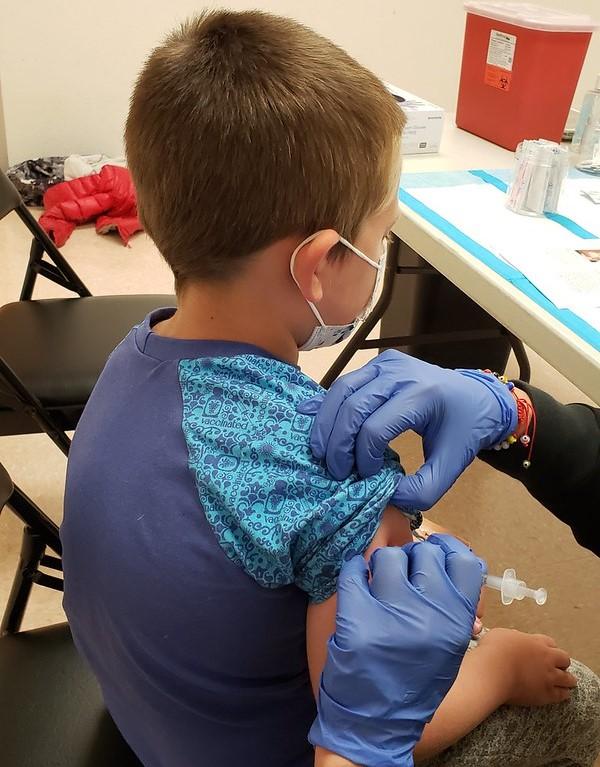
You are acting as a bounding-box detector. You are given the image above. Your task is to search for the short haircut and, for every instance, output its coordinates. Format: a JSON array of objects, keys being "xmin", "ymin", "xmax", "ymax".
[{"xmin": 125, "ymin": 10, "xmax": 405, "ymax": 285}]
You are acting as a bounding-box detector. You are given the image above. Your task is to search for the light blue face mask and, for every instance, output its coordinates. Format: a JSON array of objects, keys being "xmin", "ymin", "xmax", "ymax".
[{"xmin": 289, "ymin": 232, "xmax": 387, "ymax": 351}]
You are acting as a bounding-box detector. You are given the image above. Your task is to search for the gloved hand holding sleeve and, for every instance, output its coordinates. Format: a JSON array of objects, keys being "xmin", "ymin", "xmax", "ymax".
[{"xmin": 299, "ymin": 350, "xmax": 517, "ymax": 512}]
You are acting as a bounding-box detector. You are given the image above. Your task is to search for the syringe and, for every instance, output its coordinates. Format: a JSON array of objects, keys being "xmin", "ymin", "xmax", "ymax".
[{"xmin": 485, "ymin": 568, "xmax": 547, "ymax": 606}]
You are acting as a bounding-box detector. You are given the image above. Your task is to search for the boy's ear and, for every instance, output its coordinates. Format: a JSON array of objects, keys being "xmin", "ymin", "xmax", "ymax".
[{"xmin": 291, "ymin": 229, "xmax": 340, "ymax": 304}]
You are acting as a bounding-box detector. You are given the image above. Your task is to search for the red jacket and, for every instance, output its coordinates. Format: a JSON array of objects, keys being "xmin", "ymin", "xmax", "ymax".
[{"xmin": 40, "ymin": 165, "xmax": 142, "ymax": 246}]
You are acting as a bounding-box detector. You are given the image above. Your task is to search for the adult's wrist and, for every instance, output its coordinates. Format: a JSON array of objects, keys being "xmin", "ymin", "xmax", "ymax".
[
  {"xmin": 314, "ymin": 746, "xmax": 361, "ymax": 767},
  {"xmin": 458, "ymin": 369, "xmax": 518, "ymax": 441},
  {"xmin": 511, "ymin": 387, "xmax": 533, "ymax": 439},
  {"xmin": 310, "ymin": 685, "xmax": 416, "ymax": 767}
]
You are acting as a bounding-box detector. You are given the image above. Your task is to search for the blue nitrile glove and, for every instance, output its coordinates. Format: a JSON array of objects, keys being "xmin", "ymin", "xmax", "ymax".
[
  {"xmin": 298, "ymin": 350, "xmax": 517, "ymax": 512},
  {"xmin": 310, "ymin": 534, "xmax": 485, "ymax": 767}
]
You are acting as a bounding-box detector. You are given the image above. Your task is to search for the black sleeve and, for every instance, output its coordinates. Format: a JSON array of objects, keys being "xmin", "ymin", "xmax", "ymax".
[{"xmin": 479, "ymin": 383, "xmax": 600, "ymax": 557}]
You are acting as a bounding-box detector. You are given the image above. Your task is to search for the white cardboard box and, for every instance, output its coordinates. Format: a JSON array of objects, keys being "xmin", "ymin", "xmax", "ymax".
[{"xmin": 385, "ymin": 82, "xmax": 445, "ymax": 155}]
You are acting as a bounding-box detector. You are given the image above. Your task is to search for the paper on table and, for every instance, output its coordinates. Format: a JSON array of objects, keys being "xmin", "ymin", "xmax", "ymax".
[
  {"xmin": 408, "ymin": 183, "xmax": 588, "ymax": 264},
  {"xmin": 557, "ymin": 179, "xmax": 600, "ymax": 236},
  {"xmin": 574, "ymin": 305, "xmax": 600, "ymax": 332},
  {"xmin": 406, "ymin": 181, "xmax": 600, "ymax": 329},
  {"xmin": 498, "ymin": 241, "xmax": 600, "ymax": 311}
]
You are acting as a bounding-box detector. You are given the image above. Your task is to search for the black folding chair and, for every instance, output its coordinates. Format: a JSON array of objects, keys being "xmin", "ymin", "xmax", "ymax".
[
  {"xmin": 320, "ymin": 234, "xmax": 531, "ymax": 388},
  {"xmin": 0, "ymin": 167, "xmax": 174, "ymax": 455},
  {"xmin": 0, "ymin": 461, "xmax": 141, "ymax": 765},
  {"xmin": 0, "ymin": 168, "xmax": 173, "ymax": 631}
]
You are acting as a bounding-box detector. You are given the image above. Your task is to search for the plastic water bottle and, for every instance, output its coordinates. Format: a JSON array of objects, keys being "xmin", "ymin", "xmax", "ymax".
[{"xmin": 573, "ymin": 73, "xmax": 600, "ymax": 175}]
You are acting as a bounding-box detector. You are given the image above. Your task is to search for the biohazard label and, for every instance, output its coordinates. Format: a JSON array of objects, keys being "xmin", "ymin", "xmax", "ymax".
[
  {"xmin": 485, "ymin": 29, "xmax": 516, "ymax": 91},
  {"xmin": 485, "ymin": 65, "xmax": 512, "ymax": 91}
]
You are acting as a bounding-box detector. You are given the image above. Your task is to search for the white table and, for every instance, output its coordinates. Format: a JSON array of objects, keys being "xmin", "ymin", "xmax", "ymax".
[{"xmin": 394, "ymin": 119, "xmax": 600, "ymax": 404}]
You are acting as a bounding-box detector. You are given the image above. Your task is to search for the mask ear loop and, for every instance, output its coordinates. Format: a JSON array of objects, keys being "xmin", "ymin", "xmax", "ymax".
[
  {"xmin": 338, "ymin": 236, "xmax": 387, "ymax": 323},
  {"xmin": 289, "ymin": 232, "xmax": 329, "ymax": 327},
  {"xmin": 338, "ymin": 236, "xmax": 382, "ymax": 269},
  {"xmin": 290, "ymin": 233, "xmax": 383, "ymax": 327}
]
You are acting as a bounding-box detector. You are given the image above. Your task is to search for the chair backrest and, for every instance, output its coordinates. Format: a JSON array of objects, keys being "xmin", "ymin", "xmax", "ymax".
[
  {"xmin": 0, "ymin": 170, "xmax": 22, "ymax": 222},
  {"xmin": 0, "ymin": 462, "xmax": 14, "ymax": 511}
]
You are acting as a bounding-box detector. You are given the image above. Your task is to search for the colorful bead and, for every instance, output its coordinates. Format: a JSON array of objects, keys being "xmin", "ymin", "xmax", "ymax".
[{"xmin": 483, "ymin": 371, "xmax": 534, "ymax": 470}]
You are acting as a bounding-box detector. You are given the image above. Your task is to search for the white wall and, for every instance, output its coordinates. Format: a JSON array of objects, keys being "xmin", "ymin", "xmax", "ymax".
[
  {"xmin": 1, "ymin": 0, "xmax": 599, "ymax": 165},
  {"xmin": 0, "ymin": 74, "xmax": 7, "ymax": 170}
]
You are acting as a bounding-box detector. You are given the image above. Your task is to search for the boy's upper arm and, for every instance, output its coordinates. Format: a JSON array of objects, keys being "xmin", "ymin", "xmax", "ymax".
[
  {"xmin": 306, "ymin": 506, "xmax": 412, "ymax": 695},
  {"xmin": 366, "ymin": 505, "xmax": 413, "ymax": 557}
]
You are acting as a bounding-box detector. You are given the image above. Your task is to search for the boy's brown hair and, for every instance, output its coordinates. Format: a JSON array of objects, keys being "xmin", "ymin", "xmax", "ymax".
[{"xmin": 125, "ymin": 10, "xmax": 405, "ymax": 286}]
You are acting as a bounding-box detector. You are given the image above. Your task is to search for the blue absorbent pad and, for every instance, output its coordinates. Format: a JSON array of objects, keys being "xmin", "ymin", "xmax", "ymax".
[
  {"xmin": 399, "ymin": 170, "xmax": 600, "ymax": 352},
  {"xmin": 178, "ymin": 354, "xmax": 402, "ymax": 602}
]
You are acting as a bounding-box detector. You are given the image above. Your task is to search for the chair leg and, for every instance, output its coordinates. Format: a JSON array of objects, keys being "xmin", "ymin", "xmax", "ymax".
[
  {"xmin": 505, "ymin": 333, "xmax": 531, "ymax": 383},
  {"xmin": 0, "ymin": 527, "xmax": 46, "ymax": 636},
  {"xmin": 319, "ymin": 236, "xmax": 400, "ymax": 389},
  {"xmin": 0, "ymin": 485, "xmax": 63, "ymax": 635},
  {"xmin": 7, "ymin": 483, "xmax": 62, "ymax": 555},
  {"xmin": 16, "ymin": 204, "xmax": 92, "ymax": 298},
  {"xmin": 19, "ymin": 238, "xmax": 42, "ymax": 301}
]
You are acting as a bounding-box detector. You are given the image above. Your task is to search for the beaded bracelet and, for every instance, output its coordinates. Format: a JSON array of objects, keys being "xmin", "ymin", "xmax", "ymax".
[{"xmin": 483, "ymin": 370, "xmax": 537, "ymax": 469}]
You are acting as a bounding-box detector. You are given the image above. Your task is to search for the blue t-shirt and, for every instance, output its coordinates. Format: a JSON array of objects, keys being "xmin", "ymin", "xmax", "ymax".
[{"xmin": 61, "ymin": 308, "xmax": 401, "ymax": 767}]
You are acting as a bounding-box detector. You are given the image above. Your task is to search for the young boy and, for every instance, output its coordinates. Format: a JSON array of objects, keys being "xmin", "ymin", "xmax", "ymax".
[{"xmin": 61, "ymin": 11, "xmax": 599, "ymax": 767}]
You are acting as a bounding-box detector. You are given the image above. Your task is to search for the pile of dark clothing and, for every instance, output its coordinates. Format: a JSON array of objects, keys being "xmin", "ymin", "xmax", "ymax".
[{"xmin": 6, "ymin": 156, "xmax": 66, "ymax": 206}]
